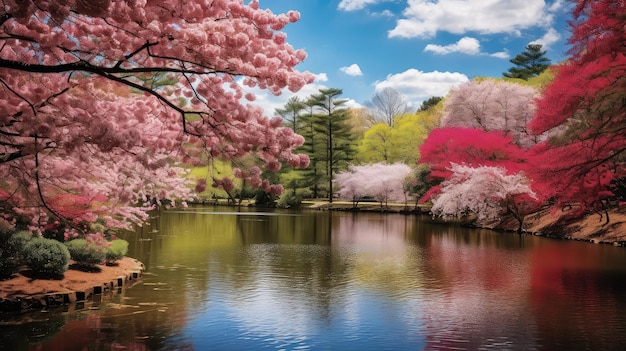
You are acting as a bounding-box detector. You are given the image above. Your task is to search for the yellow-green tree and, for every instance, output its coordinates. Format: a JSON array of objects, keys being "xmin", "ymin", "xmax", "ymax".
[
  {"xmin": 357, "ymin": 123, "xmax": 395, "ymax": 163},
  {"xmin": 356, "ymin": 104, "xmax": 443, "ymax": 164}
]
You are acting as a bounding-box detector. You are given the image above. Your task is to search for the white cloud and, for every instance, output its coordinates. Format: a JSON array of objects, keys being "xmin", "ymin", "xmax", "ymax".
[
  {"xmin": 424, "ymin": 37, "xmax": 509, "ymax": 58},
  {"xmin": 376, "ymin": 9, "xmax": 395, "ymax": 17},
  {"xmin": 313, "ymin": 72, "xmax": 329, "ymax": 82},
  {"xmin": 530, "ymin": 27, "xmax": 561, "ymax": 50},
  {"xmin": 548, "ymin": 0, "xmax": 567, "ymax": 13},
  {"xmin": 424, "ymin": 37, "xmax": 481, "ymax": 55},
  {"xmin": 490, "ymin": 50, "xmax": 510, "ymax": 59},
  {"xmin": 389, "ymin": 0, "xmax": 547, "ymax": 39},
  {"xmin": 340, "ymin": 64, "xmax": 364, "ymax": 76},
  {"xmin": 241, "ymin": 73, "xmax": 330, "ymax": 117},
  {"xmin": 338, "ymin": 0, "xmax": 381, "ymax": 11},
  {"xmin": 373, "ymin": 69, "xmax": 469, "ymax": 107},
  {"xmin": 344, "ymin": 98, "xmax": 364, "ymax": 109}
]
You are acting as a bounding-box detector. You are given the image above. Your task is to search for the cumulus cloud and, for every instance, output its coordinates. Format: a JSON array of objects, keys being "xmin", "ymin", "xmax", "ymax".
[
  {"xmin": 376, "ymin": 9, "xmax": 395, "ymax": 17},
  {"xmin": 338, "ymin": 0, "xmax": 380, "ymax": 11},
  {"xmin": 344, "ymin": 98, "xmax": 364, "ymax": 109},
  {"xmin": 548, "ymin": 0, "xmax": 567, "ymax": 13},
  {"xmin": 374, "ymin": 69, "xmax": 469, "ymax": 107},
  {"xmin": 424, "ymin": 37, "xmax": 509, "ymax": 58},
  {"xmin": 490, "ymin": 50, "xmax": 510, "ymax": 59},
  {"xmin": 340, "ymin": 64, "xmax": 364, "ymax": 76},
  {"xmin": 530, "ymin": 27, "xmax": 561, "ymax": 50},
  {"xmin": 314, "ymin": 72, "xmax": 329, "ymax": 82},
  {"xmin": 424, "ymin": 37, "xmax": 481, "ymax": 55},
  {"xmin": 389, "ymin": 0, "xmax": 547, "ymax": 38}
]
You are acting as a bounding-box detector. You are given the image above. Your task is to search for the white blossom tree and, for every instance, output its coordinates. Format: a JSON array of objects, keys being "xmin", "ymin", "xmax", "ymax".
[
  {"xmin": 431, "ymin": 164, "xmax": 537, "ymax": 232},
  {"xmin": 335, "ymin": 163, "xmax": 412, "ymax": 208}
]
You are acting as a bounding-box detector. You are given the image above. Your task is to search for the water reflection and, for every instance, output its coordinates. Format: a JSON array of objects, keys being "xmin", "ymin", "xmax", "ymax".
[{"xmin": 3, "ymin": 206, "xmax": 626, "ymax": 350}]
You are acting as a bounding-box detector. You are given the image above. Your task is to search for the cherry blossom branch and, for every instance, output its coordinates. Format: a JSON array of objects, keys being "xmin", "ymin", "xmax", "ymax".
[
  {"xmin": 113, "ymin": 40, "xmax": 158, "ymax": 69},
  {"xmin": 0, "ymin": 58, "xmax": 227, "ymax": 136},
  {"xmin": 0, "ymin": 13, "xmax": 12, "ymax": 27},
  {"xmin": 33, "ymin": 136, "xmax": 70, "ymax": 231},
  {"xmin": 0, "ymin": 77, "xmax": 37, "ymax": 115},
  {"xmin": 0, "ymin": 58, "xmax": 211, "ymax": 76}
]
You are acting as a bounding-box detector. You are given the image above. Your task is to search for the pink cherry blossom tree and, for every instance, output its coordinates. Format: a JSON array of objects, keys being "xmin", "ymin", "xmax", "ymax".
[
  {"xmin": 335, "ymin": 163, "xmax": 412, "ymax": 208},
  {"xmin": 441, "ymin": 79, "xmax": 543, "ymax": 148},
  {"xmin": 0, "ymin": 0, "xmax": 313, "ymax": 236},
  {"xmin": 431, "ymin": 164, "xmax": 537, "ymax": 232}
]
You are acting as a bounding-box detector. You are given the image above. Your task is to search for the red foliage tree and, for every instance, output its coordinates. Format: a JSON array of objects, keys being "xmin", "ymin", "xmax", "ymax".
[
  {"xmin": 419, "ymin": 127, "xmax": 528, "ymax": 184},
  {"xmin": 528, "ymin": 0, "xmax": 626, "ymax": 219},
  {"xmin": 0, "ymin": 1, "xmax": 313, "ymax": 235},
  {"xmin": 417, "ymin": 127, "xmax": 529, "ymax": 203}
]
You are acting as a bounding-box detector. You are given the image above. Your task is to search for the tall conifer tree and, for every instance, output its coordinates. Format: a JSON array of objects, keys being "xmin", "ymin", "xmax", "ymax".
[
  {"xmin": 503, "ymin": 44, "xmax": 551, "ymax": 80},
  {"xmin": 297, "ymin": 89, "xmax": 355, "ymax": 202}
]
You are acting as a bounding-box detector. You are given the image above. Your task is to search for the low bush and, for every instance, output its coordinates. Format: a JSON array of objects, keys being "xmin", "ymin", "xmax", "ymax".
[
  {"xmin": 24, "ymin": 237, "xmax": 70, "ymax": 277},
  {"xmin": 278, "ymin": 192, "xmax": 303, "ymax": 208},
  {"xmin": 10, "ymin": 230, "xmax": 33, "ymax": 251},
  {"xmin": 65, "ymin": 239, "xmax": 106, "ymax": 266},
  {"xmin": 106, "ymin": 239, "xmax": 129, "ymax": 265},
  {"xmin": 0, "ymin": 230, "xmax": 32, "ymax": 277},
  {"xmin": 254, "ymin": 190, "xmax": 277, "ymax": 208}
]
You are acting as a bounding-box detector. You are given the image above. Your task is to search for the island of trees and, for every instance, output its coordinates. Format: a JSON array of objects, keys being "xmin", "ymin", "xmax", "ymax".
[{"xmin": 1, "ymin": 0, "xmax": 625, "ymax": 276}]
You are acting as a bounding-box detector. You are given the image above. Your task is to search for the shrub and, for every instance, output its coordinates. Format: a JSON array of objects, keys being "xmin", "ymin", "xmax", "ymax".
[
  {"xmin": 278, "ymin": 192, "xmax": 303, "ymax": 208},
  {"xmin": 106, "ymin": 239, "xmax": 129, "ymax": 264},
  {"xmin": 10, "ymin": 230, "xmax": 33, "ymax": 252},
  {"xmin": 0, "ymin": 230, "xmax": 32, "ymax": 277},
  {"xmin": 24, "ymin": 237, "xmax": 70, "ymax": 277},
  {"xmin": 254, "ymin": 190, "xmax": 277, "ymax": 208},
  {"xmin": 65, "ymin": 239, "xmax": 106, "ymax": 266}
]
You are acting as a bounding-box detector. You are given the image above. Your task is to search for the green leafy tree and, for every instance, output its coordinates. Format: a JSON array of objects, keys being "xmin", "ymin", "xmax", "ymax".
[
  {"xmin": 393, "ymin": 109, "xmax": 441, "ymax": 162},
  {"xmin": 503, "ymin": 44, "xmax": 552, "ymax": 80},
  {"xmin": 358, "ymin": 123, "xmax": 395, "ymax": 163},
  {"xmin": 356, "ymin": 106, "xmax": 441, "ymax": 164},
  {"xmin": 404, "ymin": 163, "xmax": 436, "ymax": 207}
]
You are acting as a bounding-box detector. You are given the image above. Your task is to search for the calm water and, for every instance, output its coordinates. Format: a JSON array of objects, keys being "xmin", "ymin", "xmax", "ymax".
[{"xmin": 3, "ymin": 206, "xmax": 626, "ymax": 350}]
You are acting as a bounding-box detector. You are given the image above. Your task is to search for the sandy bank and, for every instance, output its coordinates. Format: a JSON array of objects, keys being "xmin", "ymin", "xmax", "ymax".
[{"xmin": 0, "ymin": 257, "xmax": 144, "ymax": 313}]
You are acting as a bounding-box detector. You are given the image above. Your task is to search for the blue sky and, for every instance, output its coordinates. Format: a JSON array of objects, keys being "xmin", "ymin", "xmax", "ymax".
[{"xmin": 250, "ymin": 0, "xmax": 573, "ymax": 115}]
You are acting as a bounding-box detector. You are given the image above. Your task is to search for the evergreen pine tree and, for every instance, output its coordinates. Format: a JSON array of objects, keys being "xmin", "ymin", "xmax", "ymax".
[
  {"xmin": 295, "ymin": 89, "xmax": 355, "ymax": 202},
  {"xmin": 503, "ymin": 44, "xmax": 551, "ymax": 80},
  {"xmin": 298, "ymin": 97, "xmax": 325, "ymax": 199},
  {"xmin": 275, "ymin": 96, "xmax": 305, "ymax": 134}
]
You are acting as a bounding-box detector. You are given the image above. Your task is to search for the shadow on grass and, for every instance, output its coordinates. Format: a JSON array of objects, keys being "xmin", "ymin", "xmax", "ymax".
[
  {"xmin": 69, "ymin": 263, "xmax": 103, "ymax": 273},
  {"xmin": 20, "ymin": 269, "xmax": 65, "ymax": 281}
]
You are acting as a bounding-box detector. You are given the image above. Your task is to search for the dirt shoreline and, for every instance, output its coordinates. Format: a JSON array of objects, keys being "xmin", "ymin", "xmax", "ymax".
[
  {"xmin": 0, "ymin": 257, "xmax": 144, "ymax": 313},
  {"xmin": 511, "ymin": 206, "xmax": 626, "ymax": 246},
  {"xmin": 306, "ymin": 201, "xmax": 626, "ymax": 246}
]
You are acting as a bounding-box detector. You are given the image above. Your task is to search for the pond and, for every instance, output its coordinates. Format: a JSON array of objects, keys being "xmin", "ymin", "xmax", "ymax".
[{"xmin": 2, "ymin": 206, "xmax": 626, "ymax": 350}]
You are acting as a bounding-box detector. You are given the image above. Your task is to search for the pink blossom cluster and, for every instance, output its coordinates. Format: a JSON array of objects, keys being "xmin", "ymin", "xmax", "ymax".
[
  {"xmin": 0, "ymin": 0, "xmax": 312, "ymax": 233},
  {"xmin": 84, "ymin": 233, "xmax": 111, "ymax": 253}
]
